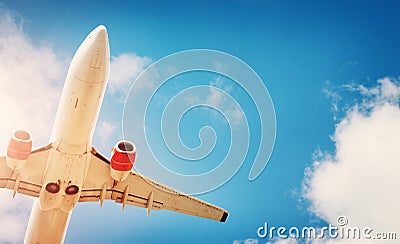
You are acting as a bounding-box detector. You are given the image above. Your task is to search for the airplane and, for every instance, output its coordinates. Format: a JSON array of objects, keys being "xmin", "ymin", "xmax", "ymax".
[{"xmin": 0, "ymin": 25, "xmax": 228, "ymax": 243}]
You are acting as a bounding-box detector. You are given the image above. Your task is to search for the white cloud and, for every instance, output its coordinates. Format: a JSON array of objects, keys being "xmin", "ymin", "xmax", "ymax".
[
  {"xmin": 0, "ymin": 6, "xmax": 152, "ymax": 244},
  {"xmin": 206, "ymin": 76, "xmax": 234, "ymax": 107},
  {"xmin": 266, "ymin": 239, "xmax": 298, "ymax": 244},
  {"xmin": 303, "ymin": 78, "xmax": 400, "ymax": 243},
  {"xmin": 323, "ymin": 81, "xmax": 342, "ymax": 121},
  {"xmin": 205, "ymin": 76, "xmax": 244, "ymax": 127},
  {"xmin": 94, "ymin": 120, "xmax": 118, "ymax": 150},
  {"xmin": 0, "ymin": 8, "xmax": 66, "ymax": 243},
  {"xmin": 108, "ymin": 53, "xmax": 151, "ymax": 94},
  {"xmin": 206, "ymin": 86, "xmax": 224, "ymax": 107},
  {"xmin": 377, "ymin": 77, "xmax": 400, "ymax": 100},
  {"xmin": 0, "ymin": 191, "xmax": 33, "ymax": 243},
  {"xmin": 233, "ymin": 238, "xmax": 260, "ymax": 244},
  {"xmin": 0, "ymin": 12, "xmax": 65, "ymax": 152},
  {"xmin": 228, "ymin": 106, "xmax": 245, "ymax": 126}
]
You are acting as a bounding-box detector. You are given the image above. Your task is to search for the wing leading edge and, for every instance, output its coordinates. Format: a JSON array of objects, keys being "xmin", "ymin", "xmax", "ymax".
[{"xmin": 80, "ymin": 147, "xmax": 229, "ymax": 222}]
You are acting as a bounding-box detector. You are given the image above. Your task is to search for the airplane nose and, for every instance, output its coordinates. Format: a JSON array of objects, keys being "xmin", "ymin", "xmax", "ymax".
[
  {"xmin": 88, "ymin": 25, "xmax": 108, "ymax": 43},
  {"xmin": 67, "ymin": 25, "xmax": 110, "ymax": 84}
]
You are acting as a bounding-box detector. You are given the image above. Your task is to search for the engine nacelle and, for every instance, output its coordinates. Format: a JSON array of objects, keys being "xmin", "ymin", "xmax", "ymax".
[
  {"xmin": 110, "ymin": 140, "xmax": 136, "ymax": 181},
  {"xmin": 6, "ymin": 129, "xmax": 32, "ymax": 170}
]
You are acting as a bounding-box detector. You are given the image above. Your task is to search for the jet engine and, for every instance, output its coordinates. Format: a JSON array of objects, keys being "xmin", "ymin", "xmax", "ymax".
[
  {"xmin": 110, "ymin": 140, "xmax": 136, "ymax": 181},
  {"xmin": 6, "ymin": 129, "xmax": 32, "ymax": 170}
]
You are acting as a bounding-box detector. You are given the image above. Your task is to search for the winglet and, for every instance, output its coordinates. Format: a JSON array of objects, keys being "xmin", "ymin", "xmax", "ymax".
[{"xmin": 220, "ymin": 211, "xmax": 229, "ymax": 222}]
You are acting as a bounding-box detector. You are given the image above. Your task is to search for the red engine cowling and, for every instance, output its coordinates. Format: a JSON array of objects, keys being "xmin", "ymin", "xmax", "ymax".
[
  {"xmin": 6, "ymin": 129, "xmax": 32, "ymax": 170},
  {"xmin": 110, "ymin": 140, "xmax": 136, "ymax": 181}
]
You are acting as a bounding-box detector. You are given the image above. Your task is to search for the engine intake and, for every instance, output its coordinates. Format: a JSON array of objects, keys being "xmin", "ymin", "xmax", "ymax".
[
  {"xmin": 6, "ymin": 129, "xmax": 32, "ymax": 170},
  {"xmin": 110, "ymin": 140, "xmax": 136, "ymax": 181}
]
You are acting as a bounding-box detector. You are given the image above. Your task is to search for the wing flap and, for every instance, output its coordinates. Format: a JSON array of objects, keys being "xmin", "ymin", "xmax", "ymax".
[
  {"xmin": 79, "ymin": 189, "xmax": 112, "ymax": 202},
  {"xmin": 111, "ymin": 190, "xmax": 163, "ymax": 210},
  {"xmin": 11, "ymin": 180, "xmax": 42, "ymax": 197}
]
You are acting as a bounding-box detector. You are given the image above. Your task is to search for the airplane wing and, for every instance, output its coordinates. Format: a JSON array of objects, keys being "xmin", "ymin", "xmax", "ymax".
[
  {"xmin": 0, "ymin": 145, "xmax": 50, "ymax": 197},
  {"xmin": 80, "ymin": 147, "xmax": 229, "ymax": 222}
]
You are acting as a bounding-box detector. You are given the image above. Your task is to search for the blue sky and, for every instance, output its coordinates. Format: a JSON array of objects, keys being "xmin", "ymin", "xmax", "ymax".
[{"xmin": 1, "ymin": 1, "xmax": 400, "ymax": 243}]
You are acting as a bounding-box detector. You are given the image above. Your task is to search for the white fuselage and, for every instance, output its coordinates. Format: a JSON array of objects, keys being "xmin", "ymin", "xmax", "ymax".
[{"xmin": 24, "ymin": 26, "xmax": 110, "ymax": 244}]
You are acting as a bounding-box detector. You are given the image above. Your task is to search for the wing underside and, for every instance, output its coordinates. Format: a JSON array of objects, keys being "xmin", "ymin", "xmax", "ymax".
[
  {"xmin": 0, "ymin": 145, "xmax": 50, "ymax": 197},
  {"xmin": 80, "ymin": 148, "xmax": 228, "ymax": 222},
  {"xmin": 0, "ymin": 145, "xmax": 229, "ymax": 222}
]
